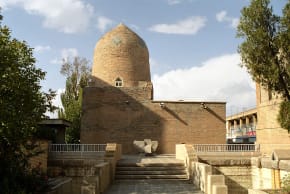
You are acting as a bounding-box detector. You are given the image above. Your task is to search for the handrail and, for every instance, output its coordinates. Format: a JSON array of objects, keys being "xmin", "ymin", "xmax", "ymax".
[
  {"xmin": 193, "ymin": 144, "xmax": 260, "ymax": 152},
  {"xmin": 49, "ymin": 144, "xmax": 107, "ymax": 152}
]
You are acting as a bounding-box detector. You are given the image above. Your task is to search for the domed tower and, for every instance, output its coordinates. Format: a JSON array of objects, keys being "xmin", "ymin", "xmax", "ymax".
[{"xmin": 92, "ymin": 23, "xmax": 151, "ymax": 87}]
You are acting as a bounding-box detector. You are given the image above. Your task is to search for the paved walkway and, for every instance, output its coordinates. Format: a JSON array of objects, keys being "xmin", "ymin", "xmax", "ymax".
[{"xmin": 104, "ymin": 180, "xmax": 204, "ymax": 194}]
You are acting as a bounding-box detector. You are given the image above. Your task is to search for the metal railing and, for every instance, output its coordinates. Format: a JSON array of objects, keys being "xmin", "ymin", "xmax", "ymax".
[
  {"xmin": 193, "ymin": 144, "xmax": 260, "ymax": 152},
  {"xmin": 49, "ymin": 144, "xmax": 107, "ymax": 152}
]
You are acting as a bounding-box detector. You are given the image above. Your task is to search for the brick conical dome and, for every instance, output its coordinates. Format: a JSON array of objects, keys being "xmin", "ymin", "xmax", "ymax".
[{"xmin": 92, "ymin": 23, "xmax": 151, "ymax": 87}]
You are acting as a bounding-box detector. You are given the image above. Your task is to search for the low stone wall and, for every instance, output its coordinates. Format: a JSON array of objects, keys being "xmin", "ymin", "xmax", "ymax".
[
  {"xmin": 191, "ymin": 162, "xmax": 212, "ymax": 193},
  {"xmin": 259, "ymin": 144, "xmax": 290, "ymax": 156},
  {"xmin": 46, "ymin": 177, "xmax": 72, "ymax": 194},
  {"xmin": 29, "ymin": 139, "xmax": 49, "ymax": 173},
  {"xmin": 48, "ymin": 160, "xmax": 110, "ymax": 194},
  {"xmin": 176, "ymin": 144, "xmax": 198, "ymax": 180},
  {"xmin": 176, "ymin": 144, "xmax": 228, "ymax": 194},
  {"xmin": 213, "ymin": 165, "xmax": 251, "ymax": 194},
  {"xmin": 47, "ymin": 143, "xmax": 122, "ymax": 194},
  {"xmin": 248, "ymin": 189, "xmax": 269, "ymax": 194},
  {"xmin": 251, "ymin": 156, "xmax": 290, "ymax": 191}
]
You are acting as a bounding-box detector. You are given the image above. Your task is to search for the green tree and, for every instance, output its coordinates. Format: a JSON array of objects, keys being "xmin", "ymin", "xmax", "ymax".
[
  {"xmin": 0, "ymin": 14, "xmax": 55, "ymax": 193},
  {"xmin": 278, "ymin": 101, "xmax": 290, "ymax": 131},
  {"xmin": 58, "ymin": 57, "xmax": 91, "ymax": 143},
  {"xmin": 237, "ymin": 0, "xmax": 289, "ymax": 100},
  {"xmin": 237, "ymin": 0, "xmax": 290, "ymax": 131}
]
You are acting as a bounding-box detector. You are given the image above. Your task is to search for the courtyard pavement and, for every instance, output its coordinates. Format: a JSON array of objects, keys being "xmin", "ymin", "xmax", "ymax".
[
  {"xmin": 117, "ymin": 154, "xmax": 184, "ymax": 165},
  {"xmin": 104, "ymin": 180, "xmax": 204, "ymax": 194}
]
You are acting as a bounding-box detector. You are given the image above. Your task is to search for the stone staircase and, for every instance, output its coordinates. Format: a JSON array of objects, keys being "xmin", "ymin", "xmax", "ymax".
[{"xmin": 115, "ymin": 155, "xmax": 189, "ymax": 180}]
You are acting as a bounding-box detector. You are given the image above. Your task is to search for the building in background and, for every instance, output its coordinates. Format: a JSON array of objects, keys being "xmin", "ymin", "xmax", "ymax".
[
  {"xmin": 226, "ymin": 108, "xmax": 257, "ymax": 144},
  {"xmin": 227, "ymin": 83, "xmax": 290, "ymax": 154},
  {"xmin": 81, "ymin": 24, "xmax": 226, "ymax": 154}
]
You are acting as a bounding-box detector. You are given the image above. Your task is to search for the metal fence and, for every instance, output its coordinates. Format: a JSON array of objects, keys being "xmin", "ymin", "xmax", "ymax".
[
  {"xmin": 49, "ymin": 144, "xmax": 107, "ymax": 152},
  {"xmin": 193, "ymin": 144, "xmax": 260, "ymax": 152}
]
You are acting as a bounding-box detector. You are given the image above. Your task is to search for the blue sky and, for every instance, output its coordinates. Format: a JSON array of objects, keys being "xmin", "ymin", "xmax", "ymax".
[{"xmin": 0, "ymin": 0, "xmax": 287, "ymax": 116}]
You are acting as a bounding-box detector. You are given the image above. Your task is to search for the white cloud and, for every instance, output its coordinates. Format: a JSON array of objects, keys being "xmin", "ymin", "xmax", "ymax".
[
  {"xmin": 150, "ymin": 58, "xmax": 161, "ymax": 67},
  {"xmin": 50, "ymin": 48, "xmax": 79, "ymax": 65},
  {"xmin": 97, "ymin": 16, "xmax": 113, "ymax": 32},
  {"xmin": 167, "ymin": 0, "xmax": 183, "ymax": 5},
  {"xmin": 152, "ymin": 53, "xmax": 256, "ymax": 115},
  {"xmin": 231, "ymin": 18, "xmax": 240, "ymax": 28},
  {"xmin": 129, "ymin": 24, "xmax": 140, "ymax": 31},
  {"xmin": 167, "ymin": 0, "xmax": 194, "ymax": 5},
  {"xmin": 50, "ymin": 58, "xmax": 62, "ymax": 65},
  {"xmin": 216, "ymin": 11, "xmax": 227, "ymax": 22},
  {"xmin": 34, "ymin": 45, "xmax": 51, "ymax": 53},
  {"xmin": 150, "ymin": 57, "xmax": 172, "ymax": 73},
  {"xmin": 61, "ymin": 48, "xmax": 78, "ymax": 60},
  {"xmin": 216, "ymin": 10, "xmax": 239, "ymax": 28},
  {"xmin": 149, "ymin": 16, "xmax": 206, "ymax": 35},
  {"xmin": 1, "ymin": 0, "xmax": 94, "ymax": 34}
]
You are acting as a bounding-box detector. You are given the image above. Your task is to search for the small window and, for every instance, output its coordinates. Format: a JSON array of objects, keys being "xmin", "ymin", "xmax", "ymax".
[{"xmin": 115, "ymin": 78, "xmax": 123, "ymax": 87}]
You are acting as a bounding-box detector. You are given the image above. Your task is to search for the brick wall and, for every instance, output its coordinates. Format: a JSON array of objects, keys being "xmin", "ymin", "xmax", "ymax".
[{"xmin": 81, "ymin": 85, "xmax": 226, "ymax": 154}]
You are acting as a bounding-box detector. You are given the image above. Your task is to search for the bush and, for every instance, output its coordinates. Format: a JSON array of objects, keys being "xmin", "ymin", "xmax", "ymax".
[{"xmin": 281, "ymin": 173, "xmax": 290, "ymax": 194}]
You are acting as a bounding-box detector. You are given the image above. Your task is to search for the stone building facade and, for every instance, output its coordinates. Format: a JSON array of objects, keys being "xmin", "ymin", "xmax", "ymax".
[
  {"xmin": 226, "ymin": 82, "xmax": 290, "ymax": 154},
  {"xmin": 255, "ymin": 84, "xmax": 290, "ymax": 154},
  {"xmin": 81, "ymin": 24, "xmax": 226, "ymax": 154},
  {"xmin": 226, "ymin": 108, "xmax": 257, "ymax": 144}
]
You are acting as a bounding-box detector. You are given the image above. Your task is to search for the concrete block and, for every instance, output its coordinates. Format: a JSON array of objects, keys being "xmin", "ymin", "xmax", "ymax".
[
  {"xmin": 197, "ymin": 163, "xmax": 212, "ymax": 193},
  {"xmin": 151, "ymin": 141, "xmax": 158, "ymax": 152},
  {"xmin": 207, "ymin": 175, "xmax": 225, "ymax": 194},
  {"xmin": 248, "ymin": 189, "xmax": 268, "ymax": 194},
  {"xmin": 280, "ymin": 161, "xmax": 290, "ymax": 171},
  {"xmin": 176, "ymin": 144, "xmax": 186, "ymax": 161},
  {"xmin": 271, "ymin": 149, "xmax": 290, "ymax": 161},
  {"xmin": 251, "ymin": 157, "xmax": 262, "ymax": 168},
  {"xmin": 144, "ymin": 144, "xmax": 152, "ymax": 154},
  {"xmin": 106, "ymin": 143, "xmax": 117, "ymax": 151},
  {"xmin": 81, "ymin": 185, "xmax": 95, "ymax": 194},
  {"xmin": 261, "ymin": 157, "xmax": 273, "ymax": 169},
  {"xmin": 271, "ymin": 160, "xmax": 279, "ymax": 169},
  {"xmin": 212, "ymin": 185, "xmax": 227, "ymax": 194},
  {"xmin": 133, "ymin": 141, "xmax": 145, "ymax": 153},
  {"xmin": 144, "ymin": 139, "xmax": 151, "ymax": 145}
]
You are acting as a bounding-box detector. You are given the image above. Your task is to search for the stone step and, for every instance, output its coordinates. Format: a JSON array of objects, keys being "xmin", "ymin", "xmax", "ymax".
[
  {"xmin": 113, "ymin": 179, "xmax": 192, "ymax": 184},
  {"xmin": 116, "ymin": 170, "xmax": 187, "ymax": 175},
  {"xmin": 116, "ymin": 166, "xmax": 186, "ymax": 171},
  {"xmin": 116, "ymin": 163, "xmax": 185, "ymax": 167},
  {"xmin": 115, "ymin": 174, "xmax": 189, "ymax": 180},
  {"xmin": 115, "ymin": 156, "xmax": 188, "ymax": 180}
]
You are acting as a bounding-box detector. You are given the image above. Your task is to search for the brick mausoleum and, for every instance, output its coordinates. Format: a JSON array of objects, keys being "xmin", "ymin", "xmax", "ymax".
[{"xmin": 80, "ymin": 24, "xmax": 226, "ymax": 154}]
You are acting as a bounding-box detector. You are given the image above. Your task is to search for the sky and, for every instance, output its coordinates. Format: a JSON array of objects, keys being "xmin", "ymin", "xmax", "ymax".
[{"xmin": 0, "ymin": 0, "xmax": 287, "ymax": 117}]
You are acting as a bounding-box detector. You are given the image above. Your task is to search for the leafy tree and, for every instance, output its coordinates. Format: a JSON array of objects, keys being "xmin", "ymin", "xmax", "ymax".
[
  {"xmin": 237, "ymin": 0, "xmax": 290, "ymax": 130},
  {"xmin": 278, "ymin": 101, "xmax": 290, "ymax": 131},
  {"xmin": 0, "ymin": 14, "xmax": 55, "ymax": 193},
  {"xmin": 237, "ymin": 0, "xmax": 289, "ymax": 100},
  {"xmin": 58, "ymin": 57, "xmax": 91, "ymax": 143}
]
